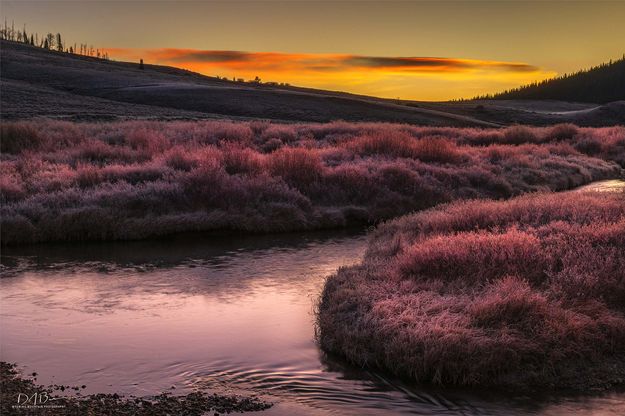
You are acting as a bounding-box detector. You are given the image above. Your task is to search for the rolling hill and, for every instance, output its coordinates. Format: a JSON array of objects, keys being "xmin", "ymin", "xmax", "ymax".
[
  {"xmin": 1, "ymin": 40, "xmax": 623, "ymax": 126},
  {"xmin": 0, "ymin": 40, "xmax": 494, "ymax": 126}
]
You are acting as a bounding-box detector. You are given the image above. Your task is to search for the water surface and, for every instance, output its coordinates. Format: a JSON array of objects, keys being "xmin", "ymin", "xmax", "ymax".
[{"xmin": 1, "ymin": 230, "xmax": 624, "ymax": 415}]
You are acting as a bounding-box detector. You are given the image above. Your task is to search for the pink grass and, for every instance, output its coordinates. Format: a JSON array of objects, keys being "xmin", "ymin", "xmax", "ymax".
[
  {"xmin": 317, "ymin": 190, "xmax": 625, "ymax": 391},
  {"xmin": 0, "ymin": 120, "xmax": 623, "ymax": 244}
]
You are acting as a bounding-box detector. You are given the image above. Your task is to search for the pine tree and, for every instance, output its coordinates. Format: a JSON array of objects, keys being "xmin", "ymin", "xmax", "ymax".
[
  {"xmin": 56, "ymin": 33, "xmax": 63, "ymax": 52},
  {"xmin": 46, "ymin": 33, "xmax": 54, "ymax": 49}
]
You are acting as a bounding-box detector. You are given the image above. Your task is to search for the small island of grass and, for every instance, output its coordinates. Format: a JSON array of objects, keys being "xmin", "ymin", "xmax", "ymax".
[{"xmin": 318, "ymin": 188, "xmax": 625, "ymax": 392}]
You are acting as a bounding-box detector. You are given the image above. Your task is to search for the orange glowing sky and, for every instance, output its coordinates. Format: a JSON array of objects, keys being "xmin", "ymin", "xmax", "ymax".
[
  {"xmin": 107, "ymin": 47, "xmax": 553, "ymax": 99},
  {"xmin": 3, "ymin": 1, "xmax": 624, "ymax": 100}
]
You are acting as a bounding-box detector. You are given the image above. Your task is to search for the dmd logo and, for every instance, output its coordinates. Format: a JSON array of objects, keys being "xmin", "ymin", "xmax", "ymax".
[
  {"xmin": 12, "ymin": 391, "xmax": 65, "ymax": 410},
  {"xmin": 18, "ymin": 392, "xmax": 49, "ymax": 405}
]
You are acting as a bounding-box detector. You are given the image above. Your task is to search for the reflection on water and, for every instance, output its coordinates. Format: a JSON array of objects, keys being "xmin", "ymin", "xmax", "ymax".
[
  {"xmin": 575, "ymin": 179, "xmax": 625, "ymax": 193},
  {"xmin": 1, "ymin": 230, "xmax": 624, "ymax": 415}
]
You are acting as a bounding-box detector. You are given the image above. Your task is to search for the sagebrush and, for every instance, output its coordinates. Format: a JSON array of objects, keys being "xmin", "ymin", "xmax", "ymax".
[{"xmin": 1, "ymin": 120, "xmax": 623, "ymax": 244}]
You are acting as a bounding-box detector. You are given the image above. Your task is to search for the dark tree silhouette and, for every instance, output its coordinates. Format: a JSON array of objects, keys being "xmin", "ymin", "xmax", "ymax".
[
  {"xmin": 56, "ymin": 33, "xmax": 63, "ymax": 52},
  {"xmin": 1, "ymin": 20, "xmax": 112, "ymax": 61},
  {"xmin": 139, "ymin": 58, "xmax": 144, "ymax": 69},
  {"xmin": 477, "ymin": 56, "xmax": 625, "ymax": 104},
  {"xmin": 45, "ymin": 33, "xmax": 54, "ymax": 49}
]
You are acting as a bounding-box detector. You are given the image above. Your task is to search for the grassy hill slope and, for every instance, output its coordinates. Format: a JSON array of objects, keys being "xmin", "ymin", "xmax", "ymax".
[
  {"xmin": 2, "ymin": 41, "xmax": 623, "ymax": 126},
  {"xmin": 0, "ymin": 40, "xmax": 494, "ymax": 126}
]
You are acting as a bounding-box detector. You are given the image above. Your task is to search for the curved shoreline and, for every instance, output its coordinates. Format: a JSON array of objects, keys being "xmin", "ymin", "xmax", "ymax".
[
  {"xmin": 318, "ymin": 184, "xmax": 625, "ymax": 394},
  {"xmin": 0, "ymin": 362, "xmax": 272, "ymax": 415}
]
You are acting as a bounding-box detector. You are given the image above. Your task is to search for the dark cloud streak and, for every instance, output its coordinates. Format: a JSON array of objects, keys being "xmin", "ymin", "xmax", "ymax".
[
  {"xmin": 113, "ymin": 48, "xmax": 542, "ymax": 74},
  {"xmin": 159, "ymin": 49, "xmax": 253, "ymax": 63},
  {"xmin": 345, "ymin": 56, "xmax": 470, "ymax": 69}
]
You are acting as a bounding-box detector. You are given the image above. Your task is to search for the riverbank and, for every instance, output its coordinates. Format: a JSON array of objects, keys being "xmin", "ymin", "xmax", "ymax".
[
  {"xmin": 2, "ymin": 120, "xmax": 623, "ymax": 245},
  {"xmin": 1, "ymin": 362, "xmax": 271, "ymax": 415},
  {"xmin": 318, "ymin": 184, "xmax": 625, "ymax": 393}
]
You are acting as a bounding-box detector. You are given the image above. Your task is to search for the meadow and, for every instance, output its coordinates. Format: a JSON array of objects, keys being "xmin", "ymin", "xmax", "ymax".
[
  {"xmin": 1, "ymin": 120, "xmax": 623, "ymax": 244},
  {"xmin": 317, "ymin": 189, "xmax": 625, "ymax": 391}
]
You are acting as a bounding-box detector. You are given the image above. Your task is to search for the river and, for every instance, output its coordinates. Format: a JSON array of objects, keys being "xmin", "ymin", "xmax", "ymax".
[{"xmin": 1, "ymin": 181, "xmax": 624, "ymax": 415}]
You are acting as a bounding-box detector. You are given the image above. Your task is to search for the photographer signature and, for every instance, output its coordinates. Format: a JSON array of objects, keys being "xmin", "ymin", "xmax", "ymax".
[{"xmin": 12, "ymin": 392, "xmax": 65, "ymax": 410}]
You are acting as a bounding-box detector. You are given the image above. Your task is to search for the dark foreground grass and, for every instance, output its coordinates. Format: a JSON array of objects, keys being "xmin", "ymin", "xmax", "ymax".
[
  {"xmin": 317, "ymin": 189, "xmax": 625, "ymax": 392},
  {"xmin": 0, "ymin": 362, "xmax": 271, "ymax": 415},
  {"xmin": 1, "ymin": 120, "xmax": 623, "ymax": 244}
]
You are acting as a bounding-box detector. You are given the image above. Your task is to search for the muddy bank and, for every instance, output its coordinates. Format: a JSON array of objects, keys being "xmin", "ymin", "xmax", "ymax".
[{"xmin": 1, "ymin": 362, "xmax": 271, "ymax": 415}]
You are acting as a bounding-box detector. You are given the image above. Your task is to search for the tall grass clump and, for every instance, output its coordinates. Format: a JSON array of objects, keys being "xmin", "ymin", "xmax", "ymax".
[
  {"xmin": 0, "ymin": 120, "xmax": 622, "ymax": 244},
  {"xmin": 0, "ymin": 122, "xmax": 43, "ymax": 154},
  {"xmin": 317, "ymin": 189, "xmax": 625, "ymax": 392}
]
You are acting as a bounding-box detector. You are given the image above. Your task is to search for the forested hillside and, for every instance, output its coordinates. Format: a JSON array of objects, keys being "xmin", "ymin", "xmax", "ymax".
[{"xmin": 481, "ymin": 56, "xmax": 625, "ymax": 103}]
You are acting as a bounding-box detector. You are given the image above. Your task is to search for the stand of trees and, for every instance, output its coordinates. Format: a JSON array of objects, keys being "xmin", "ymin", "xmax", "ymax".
[
  {"xmin": 474, "ymin": 56, "xmax": 625, "ymax": 104},
  {"xmin": 0, "ymin": 19, "xmax": 110, "ymax": 60}
]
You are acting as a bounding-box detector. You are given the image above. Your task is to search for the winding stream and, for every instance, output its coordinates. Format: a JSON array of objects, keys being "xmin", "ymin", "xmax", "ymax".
[{"xmin": 1, "ymin": 181, "xmax": 624, "ymax": 415}]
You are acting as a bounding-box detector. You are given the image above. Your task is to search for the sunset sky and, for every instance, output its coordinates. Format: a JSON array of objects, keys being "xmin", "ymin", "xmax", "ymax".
[{"xmin": 3, "ymin": 1, "xmax": 624, "ymax": 100}]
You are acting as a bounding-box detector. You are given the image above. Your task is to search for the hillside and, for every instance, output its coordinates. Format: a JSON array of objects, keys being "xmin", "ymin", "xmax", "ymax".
[
  {"xmin": 485, "ymin": 56, "xmax": 625, "ymax": 103},
  {"xmin": 1, "ymin": 40, "xmax": 623, "ymax": 126},
  {"xmin": 0, "ymin": 40, "xmax": 494, "ymax": 127}
]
